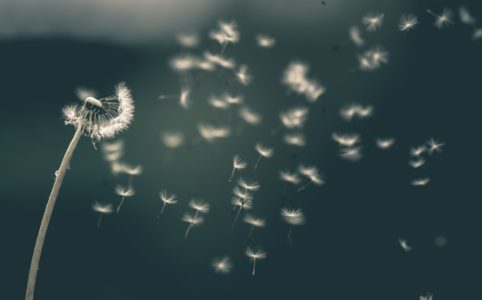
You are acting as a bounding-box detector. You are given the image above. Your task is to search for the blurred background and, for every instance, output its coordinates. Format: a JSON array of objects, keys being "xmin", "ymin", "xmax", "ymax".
[{"xmin": 1, "ymin": 0, "xmax": 481, "ymax": 299}]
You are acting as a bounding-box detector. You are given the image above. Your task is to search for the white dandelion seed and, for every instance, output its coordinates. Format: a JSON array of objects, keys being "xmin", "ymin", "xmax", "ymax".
[
  {"xmin": 209, "ymin": 95, "xmax": 230, "ymax": 110},
  {"xmin": 281, "ymin": 208, "xmax": 305, "ymax": 243},
  {"xmin": 459, "ymin": 6, "xmax": 477, "ymax": 25},
  {"xmin": 161, "ymin": 131, "xmax": 184, "ymax": 149},
  {"xmin": 349, "ymin": 26, "xmax": 365, "ymax": 47},
  {"xmin": 212, "ymin": 256, "xmax": 233, "ymax": 274},
  {"xmin": 410, "ymin": 145, "xmax": 426, "ymax": 157},
  {"xmin": 284, "ymin": 133, "xmax": 306, "ymax": 147},
  {"xmin": 420, "ymin": 293, "xmax": 433, "ymax": 300},
  {"xmin": 179, "ymin": 87, "xmax": 191, "ymax": 109},
  {"xmin": 409, "ymin": 158, "xmax": 426, "ymax": 169},
  {"xmin": 197, "ymin": 123, "xmax": 231, "ymax": 143},
  {"xmin": 169, "ymin": 54, "xmax": 198, "ymax": 73},
  {"xmin": 233, "ymin": 186, "xmax": 253, "ymax": 201},
  {"xmin": 245, "ymin": 247, "xmax": 267, "ymax": 276},
  {"xmin": 279, "ymin": 170, "xmax": 301, "ymax": 185},
  {"xmin": 332, "ymin": 133, "xmax": 360, "ymax": 147},
  {"xmin": 340, "ymin": 104, "xmax": 373, "ymax": 121},
  {"xmin": 427, "ymin": 8, "xmax": 454, "ymax": 29},
  {"xmin": 473, "ymin": 28, "xmax": 482, "ymax": 41},
  {"xmin": 204, "ymin": 52, "xmax": 236, "ymax": 69},
  {"xmin": 189, "ymin": 199, "xmax": 210, "ymax": 214},
  {"xmin": 282, "ymin": 62, "xmax": 325, "ymax": 102},
  {"xmin": 231, "ymin": 195, "xmax": 253, "ymax": 226},
  {"xmin": 224, "ymin": 94, "xmax": 243, "ymax": 105},
  {"xmin": 244, "ymin": 214, "xmax": 266, "ymax": 240},
  {"xmin": 411, "ymin": 177, "xmax": 430, "ymax": 186},
  {"xmin": 115, "ymin": 185, "xmax": 135, "ymax": 213},
  {"xmin": 339, "ymin": 146, "xmax": 363, "ymax": 162},
  {"xmin": 159, "ymin": 190, "xmax": 177, "ymax": 215},
  {"xmin": 26, "ymin": 83, "xmax": 135, "ymax": 300},
  {"xmin": 254, "ymin": 143, "xmax": 274, "ymax": 170},
  {"xmin": 229, "ymin": 155, "xmax": 247, "ymax": 182},
  {"xmin": 238, "ymin": 178, "xmax": 261, "ymax": 192},
  {"xmin": 376, "ymin": 138, "xmax": 395, "ymax": 149},
  {"xmin": 210, "ymin": 20, "xmax": 240, "ymax": 52},
  {"xmin": 426, "ymin": 138, "xmax": 445, "ymax": 154},
  {"xmin": 398, "ymin": 238, "xmax": 413, "ymax": 252},
  {"xmin": 358, "ymin": 47, "xmax": 389, "ymax": 71},
  {"xmin": 399, "ymin": 14, "xmax": 418, "ymax": 31},
  {"xmin": 182, "ymin": 213, "xmax": 204, "ymax": 238},
  {"xmin": 280, "ymin": 106, "xmax": 309, "ymax": 129},
  {"xmin": 239, "ymin": 106, "xmax": 262, "ymax": 125},
  {"xmin": 256, "ymin": 34, "xmax": 276, "ymax": 48},
  {"xmin": 362, "ymin": 13, "xmax": 384, "ymax": 31},
  {"xmin": 176, "ymin": 33, "xmax": 199, "ymax": 48},
  {"xmin": 92, "ymin": 202, "xmax": 114, "ymax": 228},
  {"xmin": 101, "ymin": 140, "xmax": 124, "ymax": 162},
  {"xmin": 235, "ymin": 64, "xmax": 252, "ymax": 86},
  {"xmin": 297, "ymin": 165, "xmax": 323, "ymax": 191}
]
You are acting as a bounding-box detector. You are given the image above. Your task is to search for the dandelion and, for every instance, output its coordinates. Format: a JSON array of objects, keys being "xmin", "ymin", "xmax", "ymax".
[
  {"xmin": 209, "ymin": 20, "xmax": 240, "ymax": 52},
  {"xmin": 409, "ymin": 158, "xmax": 425, "ymax": 168},
  {"xmin": 420, "ymin": 293, "xmax": 433, "ymax": 300},
  {"xmin": 349, "ymin": 26, "xmax": 364, "ymax": 47},
  {"xmin": 279, "ymin": 170, "xmax": 301, "ymax": 185},
  {"xmin": 238, "ymin": 178, "xmax": 261, "ymax": 192},
  {"xmin": 204, "ymin": 52, "xmax": 236, "ymax": 69},
  {"xmin": 281, "ymin": 208, "xmax": 305, "ymax": 243},
  {"xmin": 75, "ymin": 87, "xmax": 97, "ymax": 101},
  {"xmin": 176, "ymin": 33, "xmax": 199, "ymax": 48},
  {"xmin": 282, "ymin": 62, "xmax": 325, "ymax": 102},
  {"xmin": 179, "ymin": 87, "xmax": 191, "ymax": 109},
  {"xmin": 235, "ymin": 64, "xmax": 252, "ymax": 86},
  {"xmin": 362, "ymin": 13, "xmax": 384, "ymax": 31},
  {"xmin": 340, "ymin": 104, "xmax": 373, "ymax": 121},
  {"xmin": 26, "ymin": 83, "xmax": 134, "ymax": 300},
  {"xmin": 256, "ymin": 34, "xmax": 276, "ymax": 48},
  {"xmin": 244, "ymin": 214, "xmax": 266, "ymax": 240},
  {"xmin": 399, "ymin": 14, "xmax": 418, "ymax": 31},
  {"xmin": 239, "ymin": 106, "xmax": 262, "ymax": 125},
  {"xmin": 427, "ymin": 8, "xmax": 454, "ymax": 29},
  {"xmin": 411, "ymin": 177, "xmax": 430, "ymax": 186},
  {"xmin": 198, "ymin": 123, "xmax": 231, "ymax": 143},
  {"xmin": 159, "ymin": 190, "xmax": 177, "ymax": 215},
  {"xmin": 284, "ymin": 133, "xmax": 306, "ymax": 147},
  {"xmin": 459, "ymin": 6, "xmax": 476, "ymax": 26},
  {"xmin": 182, "ymin": 213, "xmax": 204, "ymax": 238},
  {"xmin": 189, "ymin": 199, "xmax": 210, "ymax": 215},
  {"xmin": 231, "ymin": 197, "xmax": 253, "ymax": 226},
  {"xmin": 161, "ymin": 131, "xmax": 184, "ymax": 149},
  {"xmin": 212, "ymin": 256, "xmax": 233, "ymax": 274},
  {"xmin": 358, "ymin": 47, "xmax": 388, "ymax": 71},
  {"xmin": 280, "ymin": 107, "xmax": 309, "ymax": 129},
  {"xmin": 115, "ymin": 185, "xmax": 135, "ymax": 213},
  {"xmin": 123, "ymin": 164, "xmax": 143, "ymax": 186},
  {"xmin": 376, "ymin": 138, "xmax": 395, "ymax": 149},
  {"xmin": 410, "ymin": 145, "xmax": 426, "ymax": 157},
  {"xmin": 169, "ymin": 54, "xmax": 198, "ymax": 73},
  {"xmin": 229, "ymin": 155, "xmax": 247, "ymax": 182},
  {"xmin": 245, "ymin": 247, "xmax": 267, "ymax": 276},
  {"xmin": 339, "ymin": 146, "xmax": 363, "ymax": 162},
  {"xmin": 209, "ymin": 95, "xmax": 231, "ymax": 109},
  {"xmin": 92, "ymin": 202, "xmax": 114, "ymax": 228},
  {"xmin": 398, "ymin": 238, "xmax": 413, "ymax": 252},
  {"xmin": 426, "ymin": 138, "xmax": 445, "ymax": 154},
  {"xmin": 332, "ymin": 133, "xmax": 360, "ymax": 147},
  {"xmin": 254, "ymin": 143, "xmax": 274, "ymax": 169},
  {"xmin": 297, "ymin": 165, "xmax": 323, "ymax": 191}
]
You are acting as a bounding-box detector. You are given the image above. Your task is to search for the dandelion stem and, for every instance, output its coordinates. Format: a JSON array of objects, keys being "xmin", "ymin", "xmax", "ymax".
[
  {"xmin": 248, "ymin": 226, "xmax": 255, "ymax": 241},
  {"xmin": 232, "ymin": 204, "xmax": 243, "ymax": 226},
  {"xmin": 26, "ymin": 123, "xmax": 83, "ymax": 300},
  {"xmin": 185, "ymin": 224, "xmax": 193, "ymax": 238},
  {"xmin": 252, "ymin": 259, "xmax": 256, "ymax": 276},
  {"xmin": 116, "ymin": 196, "xmax": 126, "ymax": 213},
  {"xmin": 297, "ymin": 181, "xmax": 312, "ymax": 192},
  {"xmin": 254, "ymin": 155, "xmax": 261, "ymax": 170},
  {"xmin": 160, "ymin": 203, "xmax": 166, "ymax": 215},
  {"xmin": 229, "ymin": 168, "xmax": 236, "ymax": 182},
  {"xmin": 97, "ymin": 215, "xmax": 103, "ymax": 228}
]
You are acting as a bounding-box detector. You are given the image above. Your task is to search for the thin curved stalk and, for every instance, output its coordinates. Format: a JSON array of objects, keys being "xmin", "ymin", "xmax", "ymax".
[{"xmin": 25, "ymin": 124, "xmax": 83, "ymax": 300}]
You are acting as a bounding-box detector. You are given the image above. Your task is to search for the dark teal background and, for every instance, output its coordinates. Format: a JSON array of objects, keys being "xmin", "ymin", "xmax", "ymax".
[{"xmin": 1, "ymin": 0, "xmax": 481, "ymax": 299}]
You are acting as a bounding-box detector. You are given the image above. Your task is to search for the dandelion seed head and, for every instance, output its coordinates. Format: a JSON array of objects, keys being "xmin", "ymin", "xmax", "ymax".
[
  {"xmin": 115, "ymin": 185, "xmax": 135, "ymax": 197},
  {"xmin": 124, "ymin": 164, "xmax": 143, "ymax": 176},
  {"xmin": 284, "ymin": 133, "xmax": 306, "ymax": 147},
  {"xmin": 362, "ymin": 13, "xmax": 384, "ymax": 31},
  {"xmin": 210, "ymin": 20, "xmax": 240, "ymax": 45},
  {"xmin": 332, "ymin": 133, "xmax": 360, "ymax": 147},
  {"xmin": 244, "ymin": 214, "xmax": 266, "ymax": 228},
  {"xmin": 256, "ymin": 34, "xmax": 276, "ymax": 48},
  {"xmin": 255, "ymin": 143, "xmax": 274, "ymax": 158},
  {"xmin": 409, "ymin": 158, "xmax": 425, "ymax": 168},
  {"xmin": 209, "ymin": 96, "xmax": 231, "ymax": 109},
  {"xmin": 231, "ymin": 197, "xmax": 253, "ymax": 209},
  {"xmin": 235, "ymin": 64, "xmax": 252, "ymax": 86},
  {"xmin": 198, "ymin": 123, "xmax": 231, "ymax": 142},
  {"xmin": 358, "ymin": 47, "xmax": 388, "ymax": 71},
  {"xmin": 298, "ymin": 165, "xmax": 319, "ymax": 179},
  {"xmin": 281, "ymin": 208, "xmax": 305, "ymax": 225},
  {"xmin": 179, "ymin": 87, "xmax": 191, "ymax": 109},
  {"xmin": 92, "ymin": 202, "xmax": 114, "ymax": 214},
  {"xmin": 429, "ymin": 8, "xmax": 454, "ymax": 29},
  {"xmin": 339, "ymin": 146, "xmax": 363, "ymax": 162},
  {"xmin": 189, "ymin": 199, "xmax": 210, "ymax": 213},
  {"xmin": 233, "ymin": 155, "xmax": 247, "ymax": 170},
  {"xmin": 399, "ymin": 14, "xmax": 418, "ymax": 31},
  {"xmin": 212, "ymin": 256, "xmax": 233, "ymax": 274},
  {"xmin": 340, "ymin": 104, "xmax": 373, "ymax": 121},
  {"xmin": 169, "ymin": 54, "xmax": 198, "ymax": 72},
  {"xmin": 426, "ymin": 138, "xmax": 445, "ymax": 154},
  {"xmin": 63, "ymin": 83, "xmax": 134, "ymax": 141},
  {"xmin": 280, "ymin": 106, "xmax": 309, "ymax": 129}
]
